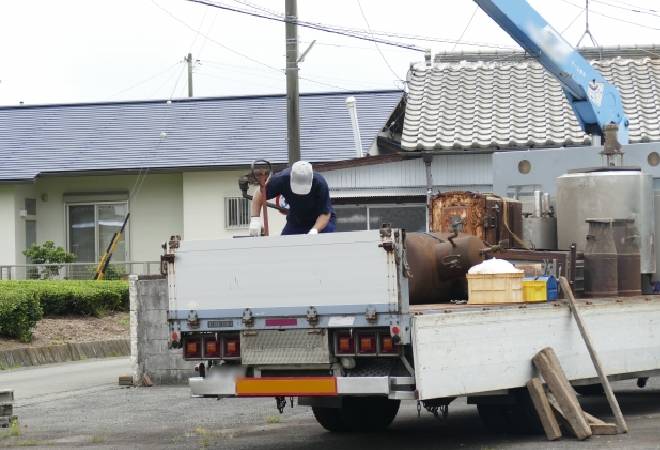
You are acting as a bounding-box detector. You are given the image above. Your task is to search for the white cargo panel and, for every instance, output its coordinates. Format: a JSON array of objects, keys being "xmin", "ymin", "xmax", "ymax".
[
  {"xmin": 170, "ymin": 231, "xmax": 400, "ymax": 314},
  {"xmin": 412, "ymin": 299, "xmax": 660, "ymax": 400}
]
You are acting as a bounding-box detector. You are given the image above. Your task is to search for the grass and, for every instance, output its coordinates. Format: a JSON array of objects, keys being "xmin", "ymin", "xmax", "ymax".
[
  {"xmin": 118, "ymin": 315, "xmax": 130, "ymax": 328},
  {"xmin": 265, "ymin": 415, "xmax": 281, "ymax": 424},
  {"xmin": 90, "ymin": 434, "xmax": 106, "ymax": 444}
]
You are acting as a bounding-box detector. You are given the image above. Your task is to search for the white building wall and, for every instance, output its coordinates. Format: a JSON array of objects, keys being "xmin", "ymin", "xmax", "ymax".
[
  {"xmin": 182, "ymin": 171, "xmax": 286, "ymax": 240},
  {"xmin": 29, "ymin": 173, "xmax": 183, "ymax": 262},
  {"xmin": 0, "ymin": 186, "xmax": 17, "ymax": 266}
]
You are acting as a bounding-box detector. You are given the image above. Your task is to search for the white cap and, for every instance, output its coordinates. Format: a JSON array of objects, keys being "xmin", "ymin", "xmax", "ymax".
[{"xmin": 290, "ymin": 161, "xmax": 313, "ymax": 195}]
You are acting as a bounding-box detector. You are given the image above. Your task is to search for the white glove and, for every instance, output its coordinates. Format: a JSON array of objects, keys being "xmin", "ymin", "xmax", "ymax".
[
  {"xmin": 308, "ymin": 228, "xmax": 318, "ymax": 235},
  {"xmin": 249, "ymin": 216, "xmax": 262, "ymax": 237}
]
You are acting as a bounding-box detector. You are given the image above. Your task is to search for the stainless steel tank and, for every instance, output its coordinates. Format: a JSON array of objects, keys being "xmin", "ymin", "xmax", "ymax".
[
  {"xmin": 523, "ymin": 217, "xmax": 557, "ymax": 249},
  {"xmin": 556, "ymin": 169, "xmax": 655, "ymax": 275}
]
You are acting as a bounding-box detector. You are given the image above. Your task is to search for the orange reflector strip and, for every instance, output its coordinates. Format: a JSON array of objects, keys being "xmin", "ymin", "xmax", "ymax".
[{"xmin": 236, "ymin": 377, "xmax": 337, "ymax": 397}]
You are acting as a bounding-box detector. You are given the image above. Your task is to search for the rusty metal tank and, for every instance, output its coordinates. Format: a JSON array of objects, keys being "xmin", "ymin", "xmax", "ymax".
[
  {"xmin": 405, "ymin": 232, "xmax": 485, "ymax": 304},
  {"xmin": 612, "ymin": 219, "xmax": 642, "ymax": 296},
  {"xmin": 584, "ymin": 219, "xmax": 618, "ymax": 298}
]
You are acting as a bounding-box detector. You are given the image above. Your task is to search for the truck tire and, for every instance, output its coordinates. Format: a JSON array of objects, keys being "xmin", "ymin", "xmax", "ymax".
[
  {"xmin": 312, "ymin": 407, "xmax": 350, "ymax": 432},
  {"xmin": 312, "ymin": 397, "xmax": 400, "ymax": 432},
  {"xmin": 476, "ymin": 390, "xmax": 543, "ymax": 435}
]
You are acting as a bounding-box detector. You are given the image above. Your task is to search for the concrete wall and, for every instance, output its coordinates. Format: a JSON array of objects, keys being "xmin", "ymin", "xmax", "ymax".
[
  {"xmin": 26, "ymin": 173, "xmax": 183, "ymax": 262},
  {"xmin": 130, "ymin": 276, "xmax": 195, "ymax": 385},
  {"xmin": 182, "ymin": 170, "xmax": 285, "ymax": 240}
]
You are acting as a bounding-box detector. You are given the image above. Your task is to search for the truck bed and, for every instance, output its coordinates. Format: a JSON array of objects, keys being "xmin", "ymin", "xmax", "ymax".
[{"xmin": 412, "ymin": 296, "xmax": 660, "ymax": 400}]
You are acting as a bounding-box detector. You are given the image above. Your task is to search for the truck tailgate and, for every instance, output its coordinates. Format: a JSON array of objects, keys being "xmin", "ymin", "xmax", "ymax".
[
  {"xmin": 169, "ymin": 230, "xmax": 401, "ymax": 318},
  {"xmin": 412, "ymin": 298, "xmax": 660, "ymax": 400}
]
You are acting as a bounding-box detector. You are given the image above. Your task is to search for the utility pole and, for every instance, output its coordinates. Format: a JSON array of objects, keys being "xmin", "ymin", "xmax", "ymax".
[
  {"xmin": 185, "ymin": 53, "xmax": 194, "ymax": 98},
  {"xmin": 285, "ymin": 0, "xmax": 301, "ymax": 166}
]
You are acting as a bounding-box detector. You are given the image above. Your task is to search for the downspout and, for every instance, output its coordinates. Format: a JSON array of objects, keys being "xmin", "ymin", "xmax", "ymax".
[{"xmin": 346, "ymin": 96, "xmax": 363, "ymax": 158}]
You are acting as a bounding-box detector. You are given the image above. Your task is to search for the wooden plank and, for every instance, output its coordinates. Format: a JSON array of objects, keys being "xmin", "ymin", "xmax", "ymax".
[
  {"xmin": 533, "ymin": 348, "xmax": 592, "ymax": 440},
  {"xmin": 559, "ymin": 276, "xmax": 628, "ymax": 434},
  {"xmin": 583, "ymin": 411, "xmax": 618, "ymax": 435},
  {"xmin": 526, "ymin": 378, "xmax": 562, "ymax": 441}
]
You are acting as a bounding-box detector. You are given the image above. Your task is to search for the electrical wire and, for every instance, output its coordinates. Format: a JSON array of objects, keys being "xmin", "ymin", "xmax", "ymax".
[
  {"xmin": 561, "ymin": 9, "xmax": 585, "ymax": 34},
  {"xmin": 556, "ymin": 0, "xmax": 660, "ymax": 30},
  {"xmin": 185, "ymin": 0, "xmax": 519, "ymax": 52},
  {"xmin": 355, "ymin": 0, "xmax": 402, "ymax": 84},
  {"xmin": 110, "ymin": 62, "xmax": 182, "ymax": 98},
  {"xmin": 451, "ymin": 4, "xmax": 479, "ymax": 52},
  {"xmin": 591, "ymin": 0, "xmax": 660, "ymax": 17}
]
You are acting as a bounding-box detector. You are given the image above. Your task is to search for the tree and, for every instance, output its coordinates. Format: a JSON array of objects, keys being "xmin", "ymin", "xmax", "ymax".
[{"xmin": 23, "ymin": 241, "xmax": 76, "ymax": 279}]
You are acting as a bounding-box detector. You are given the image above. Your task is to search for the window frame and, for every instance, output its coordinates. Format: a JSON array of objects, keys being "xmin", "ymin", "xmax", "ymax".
[
  {"xmin": 224, "ymin": 196, "xmax": 251, "ymax": 229},
  {"xmin": 333, "ymin": 203, "xmax": 426, "ymax": 232},
  {"xmin": 65, "ymin": 200, "xmax": 130, "ymax": 262}
]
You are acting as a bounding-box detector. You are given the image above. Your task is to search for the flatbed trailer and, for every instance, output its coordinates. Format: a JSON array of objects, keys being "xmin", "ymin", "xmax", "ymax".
[{"xmin": 166, "ymin": 229, "xmax": 660, "ymax": 431}]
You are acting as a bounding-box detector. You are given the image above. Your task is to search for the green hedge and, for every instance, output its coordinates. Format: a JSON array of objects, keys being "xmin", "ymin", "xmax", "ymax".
[
  {"xmin": 0, "ymin": 280, "xmax": 129, "ymax": 320},
  {"xmin": 0, "ymin": 288, "xmax": 42, "ymax": 342}
]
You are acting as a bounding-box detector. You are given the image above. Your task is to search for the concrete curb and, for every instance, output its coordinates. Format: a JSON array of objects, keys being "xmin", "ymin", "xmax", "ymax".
[{"xmin": 0, "ymin": 339, "xmax": 129, "ymax": 369}]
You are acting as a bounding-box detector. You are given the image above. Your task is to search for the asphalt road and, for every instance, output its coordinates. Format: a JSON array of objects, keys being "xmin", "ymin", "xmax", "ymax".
[{"xmin": 1, "ymin": 358, "xmax": 660, "ymax": 449}]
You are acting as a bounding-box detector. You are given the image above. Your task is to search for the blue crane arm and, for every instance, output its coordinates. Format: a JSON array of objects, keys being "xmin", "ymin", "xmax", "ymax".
[{"xmin": 474, "ymin": 0, "xmax": 629, "ymax": 144}]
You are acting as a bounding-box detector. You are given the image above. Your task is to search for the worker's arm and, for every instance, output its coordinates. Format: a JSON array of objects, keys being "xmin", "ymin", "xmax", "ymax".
[
  {"xmin": 309, "ymin": 213, "xmax": 331, "ymax": 234},
  {"xmin": 249, "ymin": 188, "xmax": 266, "ymax": 236}
]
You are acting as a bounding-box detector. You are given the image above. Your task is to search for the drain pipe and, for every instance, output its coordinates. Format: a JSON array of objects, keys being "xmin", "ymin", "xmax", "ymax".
[
  {"xmin": 423, "ymin": 153, "xmax": 433, "ymax": 232},
  {"xmin": 346, "ymin": 96, "xmax": 363, "ymax": 157}
]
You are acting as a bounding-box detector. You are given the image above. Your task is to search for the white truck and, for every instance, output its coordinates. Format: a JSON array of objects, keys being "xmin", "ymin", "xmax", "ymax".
[{"xmin": 164, "ymin": 228, "xmax": 660, "ymax": 432}]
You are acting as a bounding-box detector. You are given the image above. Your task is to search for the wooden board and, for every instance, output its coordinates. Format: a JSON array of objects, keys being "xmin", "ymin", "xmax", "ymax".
[
  {"xmin": 526, "ymin": 378, "xmax": 562, "ymax": 441},
  {"xmin": 533, "ymin": 348, "xmax": 592, "ymax": 440}
]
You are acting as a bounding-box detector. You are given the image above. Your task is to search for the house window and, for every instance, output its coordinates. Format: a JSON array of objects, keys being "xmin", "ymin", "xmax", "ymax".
[
  {"xmin": 25, "ymin": 198, "xmax": 37, "ymax": 216},
  {"xmin": 67, "ymin": 202, "xmax": 128, "ymax": 262},
  {"xmin": 225, "ymin": 197, "xmax": 250, "ymax": 229},
  {"xmin": 335, "ymin": 204, "xmax": 426, "ymax": 233}
]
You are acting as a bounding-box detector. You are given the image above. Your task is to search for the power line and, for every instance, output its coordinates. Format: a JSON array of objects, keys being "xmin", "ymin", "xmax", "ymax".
[
  {"xmin": 225, "ymin": 0, "xmax": 518, "ymax": 51},
  {"xmin": 355, "ymin": 0, "xmax": 402, "ymax": 83},
  {"xmin": 451, "ymin": 4, "xmax": 479, "ymax": 52},
  {"xmin": 110, "ymin": 61, "xmax": 181, "ymax": 98},
  {"xmin": 591, "ymin": 0, "xmax": 660, "ymax": 17},
  {"xmin": 556, "ymin": 0, "xmax": 660, "ymax": 30},
  {"xmin": 185, "ymin": 0, "xmax": 425, "ymax": 52},
  {"xmin": 561, "ymin": 9, "xmax": 585, "ymax": 34}
]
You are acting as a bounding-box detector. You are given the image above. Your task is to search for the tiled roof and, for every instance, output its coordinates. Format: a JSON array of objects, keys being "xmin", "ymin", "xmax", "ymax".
[
  {"xmin": 402, "ymin": 49, "xmax": 660, "ymax": 151},
  {"xmin": 0, "ymin": 90, "xmax": 402, "ymax": 182}
]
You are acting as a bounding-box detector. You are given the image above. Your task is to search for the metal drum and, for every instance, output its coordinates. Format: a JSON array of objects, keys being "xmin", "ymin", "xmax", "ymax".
[
  {"xmin": 612, "ymin": 219, "xmax": 642, "ymax": 296},
  {"xmin": 584, "ymin": 219, "xmax": 618, "ymax": 298},
  {"xmin": 405, "ymin": 232, "xmax": 485, "ymax": 304}
]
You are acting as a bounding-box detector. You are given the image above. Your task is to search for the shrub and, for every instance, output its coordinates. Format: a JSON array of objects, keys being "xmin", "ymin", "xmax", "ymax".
[
  {"xmin": 0, "ymin": 280, "xmax": 129, "ymax": 318},
  {"xmin": 0, "ymin": 287, "xmax": 43, "ymax": 342},
  {"xmin": 22, "ymin": 241, "xmax": 76, "ymax": 279}
]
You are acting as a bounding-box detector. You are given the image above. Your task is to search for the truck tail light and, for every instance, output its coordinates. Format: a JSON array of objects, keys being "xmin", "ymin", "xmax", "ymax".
[
  {"xmin": 204, "ymin": 337, "xmax": 220, "ymax": 358},
  {"xmin": 335, "ymin": 332, "xmax": 354, "ymax": 355},
  {"xmin": 358, "ymin": 334, "xmax": 377, "ymax": 354},
  {"xmin": 184, "ymin": 337, "xmax": 202, "ymax": 359},
  {"xmin": 223, "ymin": 337, "xmax": 241, "ymax": 358},
  {"xmin": 379, "ymin": 334, "xmax": 397, "ymax": 354}
]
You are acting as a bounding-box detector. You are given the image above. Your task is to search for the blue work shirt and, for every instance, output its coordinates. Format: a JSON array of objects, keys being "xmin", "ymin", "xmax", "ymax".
[{"xmin": 266, "ymin": 168, "xmax": 336, "ymax": 235}]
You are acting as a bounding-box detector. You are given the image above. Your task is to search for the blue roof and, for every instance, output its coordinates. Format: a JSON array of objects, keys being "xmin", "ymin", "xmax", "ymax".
[{"xmin": 0, "ymin": 90, "xmax": 402, "ymax": 182}]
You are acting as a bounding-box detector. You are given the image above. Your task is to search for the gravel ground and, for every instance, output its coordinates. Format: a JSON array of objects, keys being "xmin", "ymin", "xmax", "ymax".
[
  {"xmin": 2, "ymin": 376, "xmax": 660, "ymax": 449},
  {"xmin": 0, "ymin": 313, "xmax": 129, "ymax": 351}
]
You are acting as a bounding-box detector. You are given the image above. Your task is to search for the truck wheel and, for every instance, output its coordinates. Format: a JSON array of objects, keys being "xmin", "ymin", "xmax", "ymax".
[
  {"xmin": 477, "ymin": 391, "xmax": 542, "ymax": 435},
  {"xmin": 574, "ymin": 384, "xmax": 605, "ymax": 396},
  {"xmin": 343, "ymin": 397, "xmax": 400, "ymax": 431},
  {"xmin": 312, "ymin": 407, "xmax": 349, "ymax": 432},
  {"xmin": 312, "ymin": 397, "xmax": 400, "ymax": 432}
]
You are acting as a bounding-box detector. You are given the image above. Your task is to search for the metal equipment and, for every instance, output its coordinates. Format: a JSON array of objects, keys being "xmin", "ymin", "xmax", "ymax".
[
  {"xmin": 584, "ymin": 219, "xmax": 619, "ymax": 298},
  {"xmin": 405, "ymin": 232, "xmax": 485, "ymax": 304},
  {"xmin": 556, "ymin": 168, "xmax": 655, "ymax": 275},
  {"xmin": 430, "ymin": 192, "xmax": 523, "ymax": 248},
  {"xmin": 523, "ymin": 190, "xmax": 557, "ymax": 250}
]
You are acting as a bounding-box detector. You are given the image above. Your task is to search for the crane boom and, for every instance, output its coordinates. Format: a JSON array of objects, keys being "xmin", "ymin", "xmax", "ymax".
[{"xmin": 474, "ymin": 0, "xmax": 629, "ymax": 144}]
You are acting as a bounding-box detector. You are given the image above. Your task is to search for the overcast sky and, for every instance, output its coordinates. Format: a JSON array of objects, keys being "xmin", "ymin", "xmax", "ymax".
[{"xmin": 0, "ymin": 0, "xmax": 658, "ymax": 106}]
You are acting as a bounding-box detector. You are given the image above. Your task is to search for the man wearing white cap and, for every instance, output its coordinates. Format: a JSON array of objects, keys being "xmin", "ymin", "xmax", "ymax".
[{"xmin": 249, "ymin": 161, "xmax": 336, "ymax": 236}]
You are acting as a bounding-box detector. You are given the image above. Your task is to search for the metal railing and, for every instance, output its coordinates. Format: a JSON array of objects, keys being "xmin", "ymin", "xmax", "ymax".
[{"xmin": 0, "ymin": 261, "xmax": 160, "ymax": 280}]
